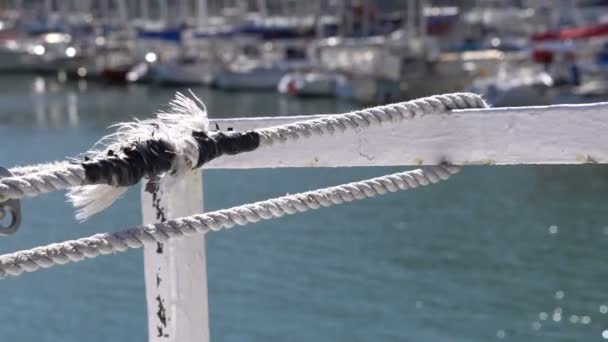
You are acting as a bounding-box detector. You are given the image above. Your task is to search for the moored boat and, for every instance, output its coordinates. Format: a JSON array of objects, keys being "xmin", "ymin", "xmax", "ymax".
[
  {"xmin": 278, "ymin": 71, "xmax": 345, "ymax": 97},
  {"xmin": 155, "ymin": 57, "xmax": 220, "ymax": 85}
]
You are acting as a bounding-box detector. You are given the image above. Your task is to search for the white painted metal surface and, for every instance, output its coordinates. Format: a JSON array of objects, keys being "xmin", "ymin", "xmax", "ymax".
[
  {"xmin": 141, "ymin": 170, "xmax": 209, "ymax": 342},
  {"xmin": 207, "ymin": 102, "xmax": 608, "ymax": 168},
  {"xmin": 139, "ymin": 101, "xmax": 608, "ymax": 342}
]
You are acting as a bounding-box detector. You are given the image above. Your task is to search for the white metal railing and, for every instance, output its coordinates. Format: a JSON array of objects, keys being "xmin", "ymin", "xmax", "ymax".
[
  {"xmin": 141, "ymin": 101, "xmax": 608, "ymax": 342},
  {"xmin": 1, "ymin": 96, "xmax": 606, "ymax": 341},
  {"xmin": 141, "ymin": 171, "xmax": 209, "ymax": 342}
]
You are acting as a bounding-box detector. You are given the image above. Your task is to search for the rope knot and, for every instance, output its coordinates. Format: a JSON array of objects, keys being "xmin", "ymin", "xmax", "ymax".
[
  {"xmin": 193, "ymin": 130, "xmax": 260, "ymax": 168},
  {"xmin": 81, "ymin": 139, "xmax": 174, "ymax": 187}
]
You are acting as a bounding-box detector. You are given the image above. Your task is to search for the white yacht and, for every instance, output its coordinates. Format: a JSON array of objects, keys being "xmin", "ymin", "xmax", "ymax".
[
  {"xmin": 278, "ymin": 71, "xmax": 346, "ymax": 97},
  {"xmin": 468, "ymin": 62, "xmax": 555, "ymax": 107},
  {"xmin": 214, "ymin": 41, "xmax": 311, "ymax": 90}
]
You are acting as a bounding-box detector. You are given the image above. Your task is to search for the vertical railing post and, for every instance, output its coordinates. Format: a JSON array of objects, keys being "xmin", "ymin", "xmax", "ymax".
[{"xmin": 141, "ymin": 170, "xmax": 210, "ymax": 342}]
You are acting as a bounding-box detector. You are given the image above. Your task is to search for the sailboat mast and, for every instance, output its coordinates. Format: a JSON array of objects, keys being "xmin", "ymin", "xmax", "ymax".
[
  {"xmin": 197, "ymin": 0, "xmax": 208, "ymax": 27},
  {"xmin": 140, "ymin": 0, "xmax": 149, "ymax": 20},
  {"xmin": 406, "ymin": 0, "xmax": 416, "ymax": 39},
  {"xmin": 361, "ymin": 0, "xmax": 370, "ymax": 36},
  {"xmin": 314, "ymin": 0, "xmax": 323, "ymax": 39},
  {"xmin": 116, "ymin": 0, "xmax": 128, "ymax": 25},
  {"xmin": 178, "ymin": 0, "xmax": 189, "ymax": 26},
  {"xmin": 257, "ymin": 0, "xmax": 267, "ymax": 17},
  {"xmin": 419, "ymin": 0, "xmax": 428, "ymax": 40},
  {"xmin": 338, "ymin": 0, "xmax": 345, "ymax": 37},
  {"xmin": 159, "ymin": 0, "xmax": 168, "ymax": 25}
]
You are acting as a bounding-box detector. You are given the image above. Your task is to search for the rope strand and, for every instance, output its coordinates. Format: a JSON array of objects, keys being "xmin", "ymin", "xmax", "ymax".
[
  {"xmin": 0, "ymin": 165, "xmax": 459, "ymax": 278},
  {"xmin": 256, "ymin": 93, "xmax": 486, "ymax": 146},
  {"xmin": 0, "ymin": 92, "xmax": 487, "ymax": 219}
]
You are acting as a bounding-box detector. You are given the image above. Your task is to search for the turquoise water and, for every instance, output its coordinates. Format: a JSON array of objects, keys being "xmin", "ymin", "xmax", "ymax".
[{"xmin": 1, "ymin": 75, "xmax": 608, "ymax": 341}]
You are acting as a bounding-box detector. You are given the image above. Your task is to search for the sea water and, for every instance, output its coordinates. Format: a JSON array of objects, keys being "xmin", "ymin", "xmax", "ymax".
[{"xmin": 1, "ymin": 74, "xmax": 608, "ymax": 341}]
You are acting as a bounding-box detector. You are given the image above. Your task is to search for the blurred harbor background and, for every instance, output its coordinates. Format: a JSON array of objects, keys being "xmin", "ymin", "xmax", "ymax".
[
  {"xmin": 1, "ymin": 1, "xmax": 608, "ymax": 341},
  {"xmin": 0, "ymin": 0, "xmax": 608, "ymax": 105}
]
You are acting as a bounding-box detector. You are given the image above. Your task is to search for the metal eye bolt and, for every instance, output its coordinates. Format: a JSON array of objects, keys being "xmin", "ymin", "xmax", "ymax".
[{"xmin": 0, "ymin": 166, "xmax": 21, "ymax": 236}]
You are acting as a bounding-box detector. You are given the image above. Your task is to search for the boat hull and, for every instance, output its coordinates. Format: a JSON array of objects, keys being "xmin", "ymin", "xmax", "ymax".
[
  {"xmin": 278, "ymin": 72, "xmax": 341, "ymax": 97},
  {"xmin": 0, "ymin": 47, "xmax": 25, "ymax": 71},
  {"xmin": 215, "ymin": 68, "xmax": 286, "ymax": 90},
  {"xmin": 155, "ymin": 63, "xmax": 218, "ymax": 85}
]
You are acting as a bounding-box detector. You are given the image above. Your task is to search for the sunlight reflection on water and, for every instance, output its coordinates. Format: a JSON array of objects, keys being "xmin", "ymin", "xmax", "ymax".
[{"xmin": 0, "ymin": 74, "xmax": 607, "ymax": 342}]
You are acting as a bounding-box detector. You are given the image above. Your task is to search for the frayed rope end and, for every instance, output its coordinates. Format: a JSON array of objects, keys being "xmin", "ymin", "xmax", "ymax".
[
  {"xmin": 68, "ymin": 91, "xmax": 209, "ymax": 221},
  {"xmin": 68, "ymin": 185, "xmax": 129, "ymax": 222}
]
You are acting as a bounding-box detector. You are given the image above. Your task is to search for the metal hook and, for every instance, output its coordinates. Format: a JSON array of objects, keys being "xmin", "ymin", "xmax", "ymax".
[{"xmin": 0, "ymin": 166, "xmax": 21, "ymax": 236}]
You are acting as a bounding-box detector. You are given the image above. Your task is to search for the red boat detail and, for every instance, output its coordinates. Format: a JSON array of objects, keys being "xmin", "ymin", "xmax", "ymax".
[{"xmin": 532, "ymin": 23, "xmax": 608, "ymax": 42}]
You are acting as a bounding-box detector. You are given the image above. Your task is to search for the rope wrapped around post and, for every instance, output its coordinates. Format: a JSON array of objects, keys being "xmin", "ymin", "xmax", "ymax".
[
  {"xmin": 0, "ymin": 164, "xmax": 459, "ymax": 278},
  {"xmin": 0, "ymin": 92, "xmax": 487, "ymax": 219}
]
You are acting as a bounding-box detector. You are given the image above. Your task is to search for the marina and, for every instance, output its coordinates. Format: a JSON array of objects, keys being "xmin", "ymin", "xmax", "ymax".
[
  {"xmin": 1, "ymin": 0, "xmax": 607, "ymax": 105},
  {"xmin": 1, "ymin": 1, "xmax": 608, "ymax": 342}
]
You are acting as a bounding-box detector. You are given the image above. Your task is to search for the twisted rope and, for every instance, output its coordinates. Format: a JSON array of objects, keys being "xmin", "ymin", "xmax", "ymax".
[
  {"xmin": 0, "ymin": 165, "xmax": 459, "ymax": 278},
  {"xmin": 256, "ymin": 92, "xmax": 486, "ymax": 146},
  {"xmin": 0, "ymin": 93, "xmax": 486, "ymax": 208},
  {"xmin": 1, "ymin": 164, "xmax": 86, "ymax": 199}
]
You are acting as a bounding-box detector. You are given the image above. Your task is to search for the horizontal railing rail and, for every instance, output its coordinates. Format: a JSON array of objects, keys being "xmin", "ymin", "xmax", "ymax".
[
  {"xmin": 206, "ymin": 102, "xmax": 608, "ymax": 168},
  {"xmin": 2, "ymin": 94, "xmax": 607, "ymax": 342}
]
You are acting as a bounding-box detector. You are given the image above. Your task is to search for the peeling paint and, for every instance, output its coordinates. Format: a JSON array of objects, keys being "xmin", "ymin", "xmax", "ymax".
[
  {"xmin": 358, "ymin": 150, "xmax": 375, "ymax": 161},
  {"xmin": 156, "ymin": 295, "xmax": 169, "ymax": 337},
  {"xmin": 356, "ymin": 134, "xmax": 374, "ymax": 161},
  {"xmin": 147, "ymin": 180, "xmax": 167, "ymax": 223},
  {"xmin": 145, "ymin": 179, "xmax": 171, "ymax": 339},
  {"xmin": 142, "ymin": 169, "xmax": 209, "ymax": 341},
  {"xmin": 577, "ymin": 154, "xmax": 598, "ymax": 164},
  {"xmin": 576, "ymin": 154, "xmax": 586, "ymax": 163},
  {"xmin": 307, "ymin": 156, "xmax": 321, "ymax": 167},
  {"xmin": 156, "ymin": 295, "xmax": 167, "ymax": 326},
  {"xmin": 146, "ymin": 179, "xmax": 167, "ymax": 254}
]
